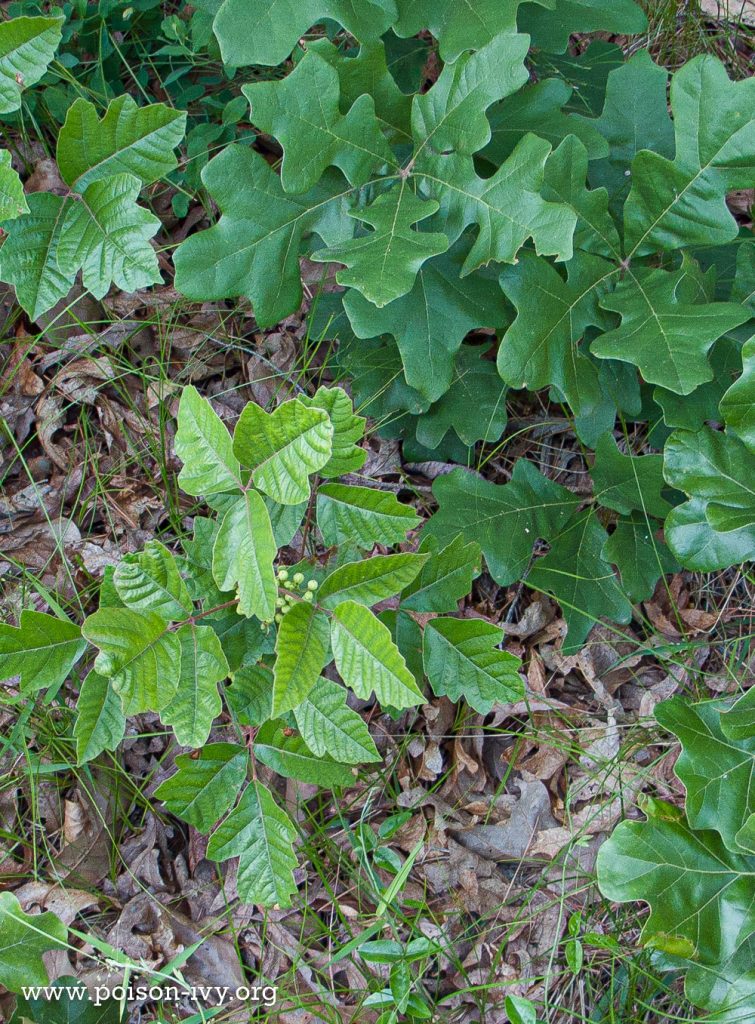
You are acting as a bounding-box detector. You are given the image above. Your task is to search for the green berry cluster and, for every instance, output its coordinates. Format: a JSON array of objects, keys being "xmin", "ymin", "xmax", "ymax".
[{"xmin": 273, "ymin": 568, "xmax": 318, "ymax": 624}]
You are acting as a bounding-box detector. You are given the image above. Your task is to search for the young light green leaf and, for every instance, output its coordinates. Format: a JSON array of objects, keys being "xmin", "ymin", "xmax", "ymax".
[
  {"xmin": 255, "ymin": 721, "xmax": 355, "ymax": 787},
  {"xmin": 593, "ymin": 266, "xmax": 749, "ymax": 395},
  {"xmin": 624, "ymin": 56, "xmax": 755, "ymax": 256},
  {"xmin": 294, "ymin": 677, "xmax": 379, "ymax": 764},
  {"xmin": 207, "ymin": 780, "xmax": 298, "ymax": 907},
  {"xmin": 175, "ymin": 386, "xmax": 242, "ymax": 497},
  {"xmin": 319, "ymin": 553, "xmax": 428, "ymax": 608},
  {"xmin": 243, "ymin": 50, "xmax": 393, "ymax": 193},
  {"xmin": 212, "ymin": 490, "xmax": 277, "ymax": 620},
  {"xmin": 423, "ymin": 617, "xmax": 522, "ymax": 714},
  {"xmin": 401, "ymin": 536, "xmax": 481, "ymax": 613},
  {"xmin": 155, "ymin": 743, "xmax": 249, "ymax": 833},
  {"xmin": 58, "ymin": 173, "xmax": 162, "ymax": 299},
  {"xmin": 0, "ymin": 891, "xmax": 67, "ymax": 992},
  {"xmin": 0, "ymin": 609, "xmax": 86, "ymax": 693},
  {"xmin": 411, "ymin": 32, "xmax": 529, "ymax": 156},
  {"xmin": 173, "ymin": 145, "xmax": 354, "ymax": 328},
  {"xmin": 330, "ymin": 600, "xmax": 424, "ymax": 709},
  {"xmin": 656, "ymin": 697, "xmax": 755, "ymax": 855},
  {"xmin": 317, "ymin": 483, "xmax": 420, "ymax": 548},
  {"xmin": 0, "ymin": 150, "xmax": 28, "ymax": 221},
  {"xmin": 0, "ymin": 15, "xmax": 63, "ymax": 114},
  {"xmin": 57, "ymin": 95, "xmax": 187, "ymax": 192},
  {"xmin": 160, "ymin": 624, "xmax": 229, "ymax": 748},
  {"xmin": 213, "ymin": 0, "xmax": 397, "ymax": 67},
  {"xmin": 74, "ymin": 670, "xmax": 126, "ymax": 765},
  {"xmin": 272, "ymin": 602, "xmax": 330, "ymax": 716},
  {"xmin": 298, "ymin": 386, "xmax": 366, "ymax": 478},
  {"xmin": 0, "ymin": 193, "xmax": 76, "ymax": 319},
  {"xmin": 82, "ymin": 608, "xmax": 181, "ymax": 715},
  {"xmin": 233, "ymin": 398, "xmax": 333, "ymax": 505},
  {"xmin": 312, "ymin": 185, "xmax": 448, "ymax": 308},
  {"xmin": 114, "ymin": 540, "xmax": 193, "ymax": 620},
  {"xmin": 590, "ymin": 435, "xmax": 671, "ymax": 518}
]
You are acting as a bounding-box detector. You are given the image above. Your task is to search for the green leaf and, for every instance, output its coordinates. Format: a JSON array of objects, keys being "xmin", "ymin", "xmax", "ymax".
[
  {"xmin": 155, "ymin": 743, "xmax": 249, "ymax": 833},
  {"xmin": 272, "ymin": 602, "xmax": 330, "ymax": 716},
  {"xmin": 264, "ymin": 496, "xmax": 308, "ymax": 547},
  {"xmin": 655, "ymin": 697, "xmax": 755, "ymax": 855},
  {"xmin": 226, "ymin": 663, "xmax": 273, "ymax": 726},
  {"xmin": 173, "ymin": 145, "xmax": 353, "ymax": 328},
  {"xmin": 294, "ymin": 677, "xmax": 379, "ymax": 764},
  {"xmin": 255, "ymin": 721, "xmax": 354, "ymax": 786},
  {"xmin": 601, "ymin": 513, "xmax": 679, "ymax": 603},
  {"xmin": 0, "ymin": 150, "xmax": 28, "ymax": 221},
  {"xmin": 654, "ymin": 335, "xmax": 743, "ymax": 434},
  {"xmin": 74, "ymin": 671, "xmax": 126, "ymax": 765},
  {"xmin": 343, "ymin": 245, "xmax": 508, "ymax": 403},
  {"xmin": 401, "ymin": 536, "xmax": 481, "ymax": 613},
  {"xmin": 233, "ymin": 398, "xmax": 333, "ymax": 505},
  {"xmin": 527, "ymin": 510, "xmax": 632, "ymax": 652},
  {"xmin": 531, "ymin": 40, "xmax": 624, "ymax": 117},
  {"xmin": 722, "ymin": 689, "xmax": 755, "ymax": 744},
  {"xmin": 319, "ymin": 553, "xmax": 428, "ymax": 608},
  {"xmin": 212, "ymin": 0, "xmax": 397, "ymax": 66},
  {"xmin": 664, "ymin": 427, "xmax": 755, "ymax": 537},
  {"xmin": 58, "ymin": 173, "xmax": 161, "ymax": 299},
  {"xmin": 542, "ymin": 134, "xmax": 621, "ymax": 259},
  {"xmin": 418, "ymin": 134, "xmax": 577, "ymax": 274},
  {"xmin": 590, "ymin": 435, "xmax": 672, "ymax": 518},
  {"xmin": 243, "ymin": 50, "xmax": 393, "ymax": 193},
  {"xmin": 731, "ymin": 243, "xmax": 755, "ymax": 313},
  {"xmin": 309, "ymin": 38, "xmax": 412, "ymax": 140},
  {"xmin": 497, "ymin": 252, "xmax": 616, "ymax": 419},
  {"xmin": 312, "ymin": 184, "xmax": 448, "ymax": 307},
  {"xmin": 482, "ymin": 79, "xmax": 609, "ymax": 167},
  {"xmin": 317, "ymin": 483, "xmax": 419, "ymax": 548},
  {"xmin": 0, "ymin": 15, "xmax": 63, "ymax": 114},
  {"xmin": 82, "ymin": 608, "xmax": 181, "ymax": 715},
  {"xmin": 330, "ymin": 600, "xmax": 424, "ymax": 709},
  {"xmin": 393, "ymin": 0, "xmax": 547, "ymax": 62},
  {"xmin": 299, "ymin": 386, "xmax": 366, "ymax": 478},
  {"xmin": 113, "ymin": 540, "xmax": 193, "ymax": 620},
  {"xmin": 519, "ymin": 0, "xmax": 646, "ymax": 53},
  {"xmin": 207, "ymin": 780, "xmax": 298, "ymax": 907},
  {"xmin": 423, "ymin": 461, "xmax": 580, "ymax": 585},
  {"xmin": 175, "ymin": 385, "xmax": 242, "ymax": 497},
  {"xmin": 0, "ymin": 891, "xmax": 67, "ymax": 992},
  {"xmin": 597, "ymin": 798, "xmax": 755, "ymax": 971},
  {"xmin": 212, "ymin": 490, "xmax": 278, "ymax": 621},
  {"xmin": 414, "ymin": 344, "xmax": 508, "ymax": 447},
  {"xmin": 593, "ymin": 266, "xmax": 750, "ymax": 396},
  {"xmin": 160, "ymin": 624, "xmax": 229, "ymax": 747},
  {"xmin": 624, "ymin": 56, "xmax": 755, "ymax": 256},
  {"xmin": 664, "ymin": 496, "xmax": 755, "ymax": 573},
  {"xmin": 0, "ymin": 193, "xmax": 76, "ymax": 319},
  {"xmin": 0, "ymin": 609, "xmax": 86, "ymax": 693},
  {"xmin": 577, "ymin": 50, "xmax": 673, "ymax": 208},
  {"xmin": 423, "ymin": 617, "xmax": 522, "ymax": 714},
  {"xmin": 411, "ymin": 32, "xmax": 529, "ymax": 156},
  {"xmin": 9, "ymin": 974, "xmax": 122, "ymax": 1024},
  {"xmin": 57, "ymin": 95, "xmax": 187, "ymax": 191},
  {"xmin": 721, "ymin": 335, "xmax": 755, "ymax": 452}
]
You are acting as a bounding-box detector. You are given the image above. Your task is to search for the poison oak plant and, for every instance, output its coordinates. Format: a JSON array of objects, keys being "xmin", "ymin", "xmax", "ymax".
[{"xmin": 0, "ymin": 386, "xmax": 522, "ymax": 906}]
